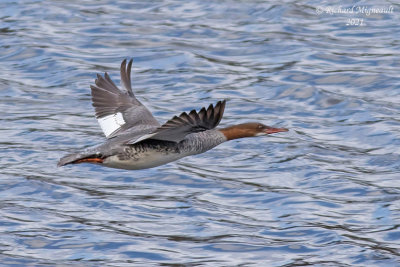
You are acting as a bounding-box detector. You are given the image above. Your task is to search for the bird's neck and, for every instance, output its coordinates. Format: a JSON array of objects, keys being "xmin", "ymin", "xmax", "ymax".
[{"xmin": 218, "ymin": 125, "xmax": 254, "ymax": 141}]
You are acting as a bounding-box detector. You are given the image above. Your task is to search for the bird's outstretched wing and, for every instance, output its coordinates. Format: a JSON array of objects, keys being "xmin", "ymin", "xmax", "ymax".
[
  {"xmin": 90, "ymin": 59, "xmax": 160, "ymax": 138},
  {"xmin": 130, "ymin": 100, "xmax": 226, "ymax": 144}
]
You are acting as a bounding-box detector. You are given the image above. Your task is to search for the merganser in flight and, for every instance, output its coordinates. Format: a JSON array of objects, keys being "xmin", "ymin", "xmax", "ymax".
[{"xmin": 58, "ymin": 59, "xmax": 288, "ymax": 170}]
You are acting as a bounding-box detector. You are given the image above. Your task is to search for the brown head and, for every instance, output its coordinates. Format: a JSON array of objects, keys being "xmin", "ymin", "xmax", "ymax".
[{"xmin": 219, "ymin": 122, "xmax": 288, "ymax": 141}]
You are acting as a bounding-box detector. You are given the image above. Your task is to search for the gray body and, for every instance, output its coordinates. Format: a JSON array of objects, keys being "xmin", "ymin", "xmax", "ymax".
[
  {"xmin": 104, "ymin": 130, "xmax": 226, "ymax": 169},
  {"xmin": 59, "ymin": 130, "xmax": 227, "ymax": 170}
]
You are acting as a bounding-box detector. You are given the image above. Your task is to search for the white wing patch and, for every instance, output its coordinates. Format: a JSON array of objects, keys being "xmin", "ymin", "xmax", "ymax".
[{"xmin": 97, "ymin": 112, "xmax": 126, "ymax": 138}]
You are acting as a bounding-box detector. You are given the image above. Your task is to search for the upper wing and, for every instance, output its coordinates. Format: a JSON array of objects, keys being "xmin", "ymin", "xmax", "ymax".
[
  {"xmin": 130, "ymin": 100, "xmax": 226, "ymax": 144},
  {"xmin": 90, "ymin": 59, "xmax": 160, "ymax": 138}
]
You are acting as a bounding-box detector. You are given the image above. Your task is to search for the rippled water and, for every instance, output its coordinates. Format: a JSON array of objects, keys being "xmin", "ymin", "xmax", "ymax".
[{"xmin": 1, "ymin": 0, "xmax": 400, "ymax": 266}]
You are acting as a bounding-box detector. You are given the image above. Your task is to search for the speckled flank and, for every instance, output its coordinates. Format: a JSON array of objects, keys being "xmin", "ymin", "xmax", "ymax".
[{"xmin": 103, "ymin": 130, "xmax": 227, "ymax": 170}]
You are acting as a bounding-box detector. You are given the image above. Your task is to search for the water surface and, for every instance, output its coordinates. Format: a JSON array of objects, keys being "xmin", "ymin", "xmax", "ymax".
[{"xmin": 1, "ymin": 0, "xmax": 399, "ymax": 266}]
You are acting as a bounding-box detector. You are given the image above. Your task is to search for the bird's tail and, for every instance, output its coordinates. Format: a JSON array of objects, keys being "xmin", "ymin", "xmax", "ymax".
[{"xmin": 57, "ymin": 151, "xmax": 103, "ymax": 167}]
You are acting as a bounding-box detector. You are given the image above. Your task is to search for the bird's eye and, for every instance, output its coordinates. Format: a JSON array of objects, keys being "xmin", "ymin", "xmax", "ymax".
[{"xmin": 258, "ymin": 124, "xmax": 263, "ymax": 129}]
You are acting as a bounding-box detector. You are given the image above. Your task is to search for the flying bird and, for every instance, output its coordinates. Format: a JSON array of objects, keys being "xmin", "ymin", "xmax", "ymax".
[{"xmin": 58, "ymin": 59, "xmax": 288, "ymax": 169}]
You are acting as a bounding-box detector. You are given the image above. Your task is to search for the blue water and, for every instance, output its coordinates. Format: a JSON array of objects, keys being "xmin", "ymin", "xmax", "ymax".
[{"xmin": 1, "ymin": 0, "xmax": 400, "ymax": 266}]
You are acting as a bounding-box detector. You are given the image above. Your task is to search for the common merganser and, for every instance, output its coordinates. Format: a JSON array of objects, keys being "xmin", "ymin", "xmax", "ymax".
[{"xmin": 58, "ymin": 59, "xmax": 288, "ymax": 170}]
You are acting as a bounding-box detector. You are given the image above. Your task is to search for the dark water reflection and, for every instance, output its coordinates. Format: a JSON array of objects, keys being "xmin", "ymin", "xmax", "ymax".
[{"xmin": 1, "ymin": 0, "xmax": 400, "ymax": 266}]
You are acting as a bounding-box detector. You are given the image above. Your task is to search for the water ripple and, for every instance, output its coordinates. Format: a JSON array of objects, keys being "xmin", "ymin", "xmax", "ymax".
[{"xmin": 1, "ymin": 0, "xmax": 399, "ymax": 266}]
